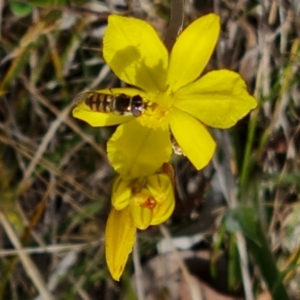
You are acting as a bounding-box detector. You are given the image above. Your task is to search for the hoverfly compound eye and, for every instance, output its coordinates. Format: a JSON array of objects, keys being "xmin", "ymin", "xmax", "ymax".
[{"xmin": 131, "ymin": 95, "xmax": 145, "ymax": 116}]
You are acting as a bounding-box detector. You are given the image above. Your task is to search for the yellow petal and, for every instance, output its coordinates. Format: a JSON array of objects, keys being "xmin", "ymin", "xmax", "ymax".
[
  {"xmin": 174, "ymin": 70, "xmax": 257, "ymax": 128},
  {"xmin": 111, "ymin": 176, "xmax": 132, "ymax": 210},
  {"xmin": 167, "ymin": 13, "xmax": 220, "ymax": 92},
  {"xmin": 130, "ymin": 204, "xmax": 152, "ymax": 230},
  {"xmin": 168, "ymin": 109, "xmax": 216, "ymax": 170},
  {"xmin": 107, "ymin": 120, "xmax": 172, "ymax": 179},
  {"xmin": 105, "ymin": 207, "xmax": 136, "ymax": 281},
  {"xmin": 72, "ymin": 102, "xmax": 133, "ymax": 127},
  {"xmin": 150, "ymin": 192, "xmax": 175, "ymax": 225},
  {"xmin": 103, "ymin": 15, "xmax": 168, "ymax": 94},
  {"xmin": 131, "ymin": 188, "xmax": 152, "ymax": 206},
  {"xmin": 145, "ymin": 174, "xmax": 175, "ymax": 226},
  {"xmin": 146, "ymin": 174, "xmax": 173, "ymax": 204}
]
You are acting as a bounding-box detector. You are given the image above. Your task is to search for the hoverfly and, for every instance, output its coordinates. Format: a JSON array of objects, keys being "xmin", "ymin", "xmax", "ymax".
[
  {"xmin": 73, "ymin": 90, "xmax": 185, "ymax": 155},
  {"xmin": 73, "ymin": 91, "xmax": 147, "ymax": 117}
]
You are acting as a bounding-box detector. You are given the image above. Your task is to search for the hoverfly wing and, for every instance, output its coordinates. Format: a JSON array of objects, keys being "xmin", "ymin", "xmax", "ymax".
[{"xmin": 72, "ymin": 92, "xmax": 93, "ymax": 106}]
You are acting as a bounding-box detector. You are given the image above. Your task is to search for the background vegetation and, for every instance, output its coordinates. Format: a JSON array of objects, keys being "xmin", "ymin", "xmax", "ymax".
[{"xmin": 0, "ymin": 0, "xmax": 300, "ymax": 299}]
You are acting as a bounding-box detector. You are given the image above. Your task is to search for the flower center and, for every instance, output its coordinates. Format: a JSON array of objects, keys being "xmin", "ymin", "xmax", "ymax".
[
  {"xmin": 131, "ymin": 188, "xmax": 150, "ymax": 205},
  {"xmin": 137, "ymin": 103, "xmax": 168, "ymax": 130},
  {"xmin": 138, "ymin": 92, "xmax": 172, "ymax": 130},
  {"xmin": 141, "ymin": 197, "xmax": 157, "ymax": 209},
  {"xmin": 131, "ymin": 189, "xmax": 157, "ymax": 210}
]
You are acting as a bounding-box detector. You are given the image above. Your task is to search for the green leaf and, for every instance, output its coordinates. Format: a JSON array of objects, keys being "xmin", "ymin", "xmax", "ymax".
[
  {"xmin": 224, "ymin": 206, "xmax": 260, "ymax": 244},
  {"xmin": 228, "ymin": 234, "xmax": 241, "ymax": 291},
  {"xmin": 28, "ymin": 0, "xmax": 87, "ymax": 6},
  {"xmin": 225, "ymin": 206, "xmax": 289, "ymax": 299},
  {"xmin": 9, "ymin": 1, "xmax": 33, "ymax": 17},
  {"xmin": 247, "ymin": 224, "xmax": 289, "ymax": 300}
]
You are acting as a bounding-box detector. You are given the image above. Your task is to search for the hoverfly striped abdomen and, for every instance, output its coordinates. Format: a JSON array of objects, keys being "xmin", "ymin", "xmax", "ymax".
[{"xmin": 84, "ymin": 93, "xmax": 114, "ymax": 113}]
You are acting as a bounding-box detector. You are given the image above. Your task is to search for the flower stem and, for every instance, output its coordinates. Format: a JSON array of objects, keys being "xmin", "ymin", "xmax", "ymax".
[{"xmin": 164, "ymin": 0, "xmax": 184, "ymax": 53}]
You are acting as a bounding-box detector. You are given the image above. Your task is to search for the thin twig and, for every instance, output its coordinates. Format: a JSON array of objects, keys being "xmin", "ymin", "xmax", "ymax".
[
  {"xmin": 34, "ymin": 250, "xmax": 79, "ymax": 300},
  {"xmin": 213, "ymin": 0, "xmax": 222, "ymax": 67},
  {"xmin": 133, "ymin": 240, "xmax": 145, "ymax": 300},
  {"xmin": 20, "ymin": 75, "xmax": 107, "ymax": 159},
  {"xmin": 164, "ymin": 0, "xmax": 184, "ymax": 53},
  {"xmin": 20, "ymin": 104, "xmax": 72, "ymax": 188},
  {"xmin": 0, "ymin": 212, "xmax": 53, "ymax": 300},
  {"xmin": 0, "ymin": 241, "xmax": 100, "ymax": 257},
  {"xmin": 160, "ymin": 224, "xmax": 204, "ymax": 300}
]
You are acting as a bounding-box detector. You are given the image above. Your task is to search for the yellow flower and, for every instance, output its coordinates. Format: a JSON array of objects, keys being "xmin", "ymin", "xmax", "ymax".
[
  {"xmin": 105, "ymin": 173, "xmax": 174, "ymax": 280},
  {"xmin": 112, "ymin": 173, "xmax": 175, "ymax": 229},
  {"xmin": 73, "ymin": 13, "xmax": 257, "ymax": 177}
]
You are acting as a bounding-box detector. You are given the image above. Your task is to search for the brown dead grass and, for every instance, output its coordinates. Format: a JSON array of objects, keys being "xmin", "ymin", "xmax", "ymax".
[{"xmin": 0, "ymin": 0, "xmax": 300, "ymax": 299}]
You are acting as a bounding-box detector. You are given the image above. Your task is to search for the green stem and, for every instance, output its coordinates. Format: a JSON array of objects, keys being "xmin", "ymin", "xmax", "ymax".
[{"xmin": 240, "ymin": 110, "xmax": 258, "ymax": 193}]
